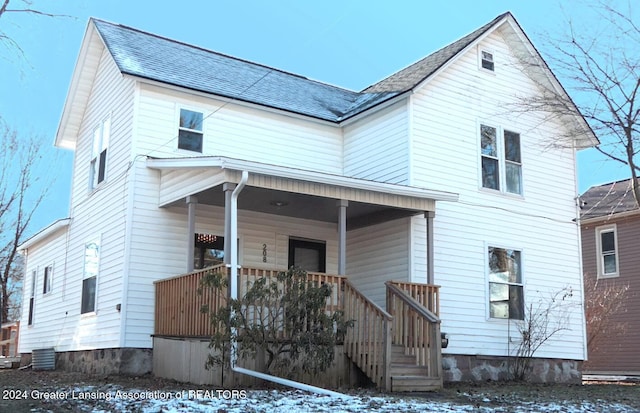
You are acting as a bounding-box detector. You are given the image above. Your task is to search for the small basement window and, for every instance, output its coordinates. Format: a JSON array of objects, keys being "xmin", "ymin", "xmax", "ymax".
[{"xmin": 481, "ymin": 50, "xmax": 494, "ymax": 71}]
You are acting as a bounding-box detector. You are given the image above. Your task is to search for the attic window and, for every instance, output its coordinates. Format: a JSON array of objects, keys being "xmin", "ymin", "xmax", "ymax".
[
  {"xmin": 178, "ymin": 109, "xmax": 204, "ymax": 153},
  {"xmin": 90, "ymin": 117, "xmax": 110, "ymax": 190},
  {"xmin": 481, "ymin": 50, "xmax": 494, "ymax": 71}
]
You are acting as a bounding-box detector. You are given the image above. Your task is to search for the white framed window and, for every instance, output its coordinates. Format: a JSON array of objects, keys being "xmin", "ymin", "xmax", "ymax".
[
  {"xmin": 480, "ymin": 49, "xmax": 495, "ymax": 72},
  {"xmin": 28, "ymin": 269, "xmax": 36, "ymax": 325},
  {"xmin": 90, "ymin": 116, "xmax": 111, "ymax": 190},
  {"xmin": 178, "ymin": 108, "xmax": 204, "ymax": 152},
  {"xmin": 82, "ymin": 238, "xmax": 100, "ymax": 314},
  {"xmin": 488, "ymin": 246, "xmax": 524, "ymax": 320},
  {"xmin": 194, "ymin": 233, "xmax": 225, "ymax": 269},
  {"xmin": 480, "ymin": 123, "xmax": 523, "ymax": 195},
  {"xmin": 596, "ymin": 224, "xmax": 619, "ymax": 278},
  {"xmin": 43, "ymin": 264, "xmax": 53, "ymax": 295}
]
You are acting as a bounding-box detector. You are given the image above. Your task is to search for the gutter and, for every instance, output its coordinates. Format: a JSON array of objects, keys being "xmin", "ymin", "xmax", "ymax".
[{"xmin": 229, "ymin": 171, "xmax": 349, "ymax": 398}]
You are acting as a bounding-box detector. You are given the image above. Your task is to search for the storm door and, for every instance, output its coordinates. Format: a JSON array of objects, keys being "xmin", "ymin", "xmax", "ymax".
[{"xmin": 288, "ymin": 238, "xmax": 326, "ymax": 273}]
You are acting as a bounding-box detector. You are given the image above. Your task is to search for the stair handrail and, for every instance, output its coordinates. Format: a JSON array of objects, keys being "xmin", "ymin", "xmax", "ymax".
[
  {"xmin": 343, "ymin": 280, "xmax": 393, "ymax": 391},
  {"xmin": 385, "ymin": 281, "xmax": 443, "ymax": 382},
  {"xmin": 389, "ymin": 280, "xmax": 440, "ymax": 316},
  {"xmin": 386, "ymin": 282, "xmax": 439, "ymax": 323}
]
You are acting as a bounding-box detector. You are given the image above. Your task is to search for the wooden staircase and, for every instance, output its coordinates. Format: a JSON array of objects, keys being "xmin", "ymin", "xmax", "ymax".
[
  {"xmin": 389, "ymin": 345, "xmax": 441, "ymax": 391},
  {"xmin": 343, "ymin": 280, "xmax": 443, "ymax": 392}
]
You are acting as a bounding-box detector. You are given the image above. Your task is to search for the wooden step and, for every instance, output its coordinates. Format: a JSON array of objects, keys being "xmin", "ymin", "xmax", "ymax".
[
  {"xmin": 390, "ymin": 363, "xmax": 428, "ymax": 376},
  {"xmin": 391, "ymin": 375, "xmax": 442, "ymax": 392},
  {"xmin": 390, "ymin": 346, "xmax": 416, "ymax": 364}
]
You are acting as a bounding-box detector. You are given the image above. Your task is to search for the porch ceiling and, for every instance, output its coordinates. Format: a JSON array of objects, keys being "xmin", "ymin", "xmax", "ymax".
[
  {"xmin": 195, "ymin": 184, "xmax": 419, "ymax": 230},
  {"xmin": 147, "ymin": 156, "xmax": 459, "ymax": 229}
]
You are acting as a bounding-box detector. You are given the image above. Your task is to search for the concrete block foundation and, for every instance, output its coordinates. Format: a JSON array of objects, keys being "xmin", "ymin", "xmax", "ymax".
[
  {"xmin": 20, "ymin": 348, "xmax": 152, "ymax": 375},
  {"xmin": 442, "ymin": 354, "xmax": 582, "ymax": 383}
]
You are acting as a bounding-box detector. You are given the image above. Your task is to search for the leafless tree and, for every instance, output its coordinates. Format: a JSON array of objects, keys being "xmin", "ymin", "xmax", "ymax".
[
  {"xmin": 0, "ymin": 0, "xmax": 70, "ymax": 61},
  {"xmin": 0, "ymin": 122, "xmax": 49, "ymax": 324},
  {"xmin": 583, "ymin": 273, "xmax": 629, "ymax": 354},
  {"xmin": 512, "ymin": 1, "xmax": 640, "ymax": 205},
  {"xmin": 510, "ymin": 286, "xmax": 576, "ymax": 381}
]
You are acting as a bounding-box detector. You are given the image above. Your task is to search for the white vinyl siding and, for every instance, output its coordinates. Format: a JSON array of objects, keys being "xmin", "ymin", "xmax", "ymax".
[
  {"xmin": 347, "ymin": 218, "xmax": 410, "ymax": 308},
  {"xmin": 409, "ymin": 29, "xmax": 585, "ymax": 360},
  {"xmin": 20, "ymin": 45, "xmax": 134, "ymax": 352},
  {"xmin": 343, "ymin": 101, "xmax": 409, "ymax": 184},
  {"xmin": 135, "ymin": 84, "xmax": 343, "ymax": 175}
]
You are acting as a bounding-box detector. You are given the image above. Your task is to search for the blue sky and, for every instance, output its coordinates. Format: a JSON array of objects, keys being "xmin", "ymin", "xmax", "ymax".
[{"xmin": 0, "ymin": 0, "xmax": 632, "ymax": 236}]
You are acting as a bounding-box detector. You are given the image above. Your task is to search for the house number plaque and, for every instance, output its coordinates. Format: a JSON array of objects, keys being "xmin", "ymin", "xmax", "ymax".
[{"xmin": 262, "ymin": 244, "xmax": 267, "ymax": 262}]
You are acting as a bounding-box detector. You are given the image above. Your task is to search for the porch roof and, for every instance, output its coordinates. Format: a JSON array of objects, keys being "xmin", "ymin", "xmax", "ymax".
[{"xmin": 147, "ymin": 156, "xmax": 458, "ymax": 228}]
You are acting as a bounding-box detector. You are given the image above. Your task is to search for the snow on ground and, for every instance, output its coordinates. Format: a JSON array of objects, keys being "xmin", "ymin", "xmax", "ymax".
[{"xmin": 38, "ymin": 386, "xmax": 638, "ymax": 413}]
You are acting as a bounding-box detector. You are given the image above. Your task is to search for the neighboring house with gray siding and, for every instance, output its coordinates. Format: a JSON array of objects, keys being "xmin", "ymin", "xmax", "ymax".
[
  {"xmin": 580, "ymin": 179, "xmax": 640, "ymax": 375},
  {"xmin": 18, "ymin": 12, "xmax": 596, "ymax": 385}
]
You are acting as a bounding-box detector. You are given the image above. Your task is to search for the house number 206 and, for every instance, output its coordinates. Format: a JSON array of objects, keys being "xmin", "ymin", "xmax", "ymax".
[{"xmin": 262, "ymin": 244, "xmax": 267, "ymax": 262}]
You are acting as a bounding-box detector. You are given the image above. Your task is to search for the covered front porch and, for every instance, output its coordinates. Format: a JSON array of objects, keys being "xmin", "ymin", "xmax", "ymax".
[{"xmin": 147, "ymin": 156, "xmax": 457, "ymax": 391}]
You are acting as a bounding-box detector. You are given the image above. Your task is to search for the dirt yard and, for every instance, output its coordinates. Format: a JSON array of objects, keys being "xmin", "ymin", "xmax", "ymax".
[{"xmin": 0, "ymin": 369, "xmax": 638, "ymax": 412}]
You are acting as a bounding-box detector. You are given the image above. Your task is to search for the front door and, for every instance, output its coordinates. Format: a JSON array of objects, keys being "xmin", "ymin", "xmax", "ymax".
[{"xmin": 288, "ymin": 238, "xmax": 326, "ymax": 272}]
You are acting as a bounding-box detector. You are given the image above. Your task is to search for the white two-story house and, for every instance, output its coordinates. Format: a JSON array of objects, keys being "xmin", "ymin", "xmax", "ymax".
[{"xmin": 19, "ymin": 12, "xmax": 595, "ymax": 387}]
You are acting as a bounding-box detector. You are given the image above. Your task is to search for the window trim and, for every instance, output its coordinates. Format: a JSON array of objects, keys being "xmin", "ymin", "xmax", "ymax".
[
  {"xmin": 177, "ymin": 107, "xmax": 205, "ymax": 153},
  {"xmin": 81, "ymin": 237, "xmax": 101, "ymax": 315},
  {"xmin": 43, "ymin": 264, "xmax": 53, "ymax": 295},
  {"xmin": 89, "ymin": 116, "xmax": 111, "ymax": 191},
  {"xmin": 478, "ymin": 122, "xmax": 524, "ymax": 197},
  {"xmin": 288, "ymin": 237, "xmax": 327, "ymax": 273},
  {"xmin": 486, "ymin": 244, "xmax": 525, "ymax": 321},
  {"xmin": 28, "ymin": 268, "xmax": 37, "ymax": 326},
  {"xmin": 595, "ymin": 224, "xmax": 619, "ymax": 279},
  {"xmin": 479, "ymin": 48, "xmax": 495, "ymax": 73}
]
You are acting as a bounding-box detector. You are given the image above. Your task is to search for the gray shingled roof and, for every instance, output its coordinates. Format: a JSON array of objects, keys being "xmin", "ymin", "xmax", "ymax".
[
  {"xmin": 93, "ymin": 19, "xmax": 398, "ymax": 122},
  {"xmin": 580, "ymin": 179, "xmax": 640, "ymax": 220},
  {"xmin": 362, "ymin": 12, "xmax": 510, "ymax": 93},
  {"xmin": 92, "ymin": 13, "xmax": 507, "ymax": 122}
]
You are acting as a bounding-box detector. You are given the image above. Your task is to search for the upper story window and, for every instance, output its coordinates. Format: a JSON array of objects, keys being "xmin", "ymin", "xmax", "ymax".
[
  {"xmin": 43, "ymin": 265, "xmax": 53, "ymax": 294},
  {"xmin": 480, "ymin": 124, "xmax": 523, "ymax": 195},
  {"xmin": 480, "ymin": 50, "xmax": 495, "ymax": 72},
  {"xmin": 178, "ymin": 109, "xmax": 204, "ymax": 153},
  {"xmin": 596, "ymin": 224, "xmax": 619, "ymax": 278},
  {"xmin": 90, "ymin": 117, "xmax": 110, "ymax": 190},
  {"xmin": 488, "ymin": 246, "xmax": 524, "ymax": 320}
]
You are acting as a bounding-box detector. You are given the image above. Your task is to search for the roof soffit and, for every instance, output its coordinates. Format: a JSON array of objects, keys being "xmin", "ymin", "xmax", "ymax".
[{"xmin": 55, "ymin": 20, "xmax": 106, "ymax": 150}]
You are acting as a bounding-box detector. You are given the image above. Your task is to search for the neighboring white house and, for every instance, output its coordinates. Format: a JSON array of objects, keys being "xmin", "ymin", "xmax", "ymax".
[{"xmin": 19, "ymin": 12, "xmax": 596, "ymax": 381}]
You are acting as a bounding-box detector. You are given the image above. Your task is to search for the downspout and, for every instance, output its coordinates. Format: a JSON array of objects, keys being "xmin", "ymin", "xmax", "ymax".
[{"xmin": 229, "ymin": 170, "xmax": 348, "ymax": 398}]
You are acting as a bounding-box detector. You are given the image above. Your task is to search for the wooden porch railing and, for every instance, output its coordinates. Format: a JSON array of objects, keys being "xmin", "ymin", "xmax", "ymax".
[
  {"xmin": 386, "ymin": 281, "xmax": 443, "ymax": 380},
  {"xmin": 154, "ymin": 264, "xmax": 228, "ymax": 337},
  {"xmin": 154, "ymin": 265, "xmax": 346, "ymax": 337},
  {"xmin": 343, "ymin": 280, "xmax": 392, "ymax": 391},
  {"xmin": 389, "ymin": 280, "xmax": 440, "ymax": 316}
]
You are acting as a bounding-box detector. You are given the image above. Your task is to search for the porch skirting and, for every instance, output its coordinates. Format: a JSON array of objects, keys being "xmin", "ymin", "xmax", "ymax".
[
  {"xmin": 20, "ymin": 348, "xmax": 152, "ymax": 375},
  {"xmin": 442, "ymin": 354, "xmax": 582, "ymax": 383},
  {"xmin": 152, "ymin": 336, "xmax": 365, "ymax": 388}
]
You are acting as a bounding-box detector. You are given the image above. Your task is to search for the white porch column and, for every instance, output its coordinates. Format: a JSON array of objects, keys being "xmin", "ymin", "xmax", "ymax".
[
  {"xmin": 425, "ymin": 211, "xmax": 435, "ymax": 284},
  {"xmin": 223, "ymin": 183, "xmax": 236, "ymax": 265},
  {"xmin": 337, "ymin": 199, "xmax": 348, "ymax": 275},
  {"xmin": 186, "ymin": 195, "xmax": 198, "ymax": 272}
]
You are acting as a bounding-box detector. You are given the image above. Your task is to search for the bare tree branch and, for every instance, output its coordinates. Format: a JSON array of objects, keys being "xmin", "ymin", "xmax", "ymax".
[
  {"xmin": 510, "ymin": 1, "xmax": 640, "ymax": 207},
  {"xmin": 0, "ymin": 124, "xmax": 52, "ymax": 323}
]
